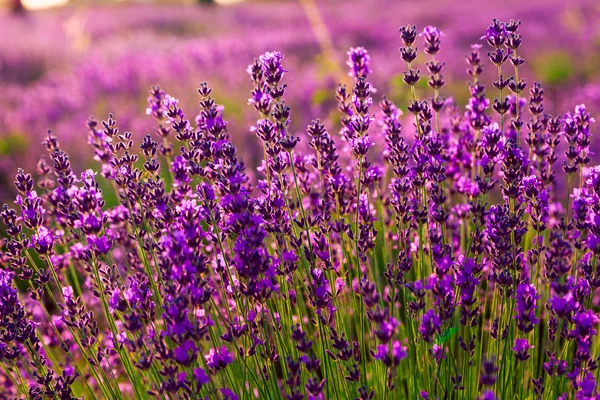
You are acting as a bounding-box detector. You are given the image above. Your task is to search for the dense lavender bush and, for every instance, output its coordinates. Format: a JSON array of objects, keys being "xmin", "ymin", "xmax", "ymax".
[{"xmin": 1, "ymin": 19, "xmax": 599, "ymax": 399}]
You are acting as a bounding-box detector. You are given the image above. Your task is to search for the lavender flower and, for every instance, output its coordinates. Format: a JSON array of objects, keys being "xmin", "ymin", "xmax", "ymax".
[
  {"xmin": 512, "ymin": 338, "xmax": 533, "ymax": 361},
  {"xmin": 347, "ymin": 47, "xmax": 372, "ymax": 79}
]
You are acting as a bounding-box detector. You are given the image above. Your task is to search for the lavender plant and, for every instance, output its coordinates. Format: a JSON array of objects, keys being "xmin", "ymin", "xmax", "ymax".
[{"xmin": 1, "ymin": 20, "xmax": 599, "ymax": 400}]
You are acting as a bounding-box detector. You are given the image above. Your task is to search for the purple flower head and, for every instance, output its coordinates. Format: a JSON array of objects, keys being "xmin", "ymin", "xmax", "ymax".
[
  {"xmin": 372, "ymin": 344, "xmax": 387, "ymax": 361},
  {"xmin": 429, "ymin": 344, "xmax": 447, "ymax": 363},
  {"xmin": 399, "ymin": 25, "xmax": 417, "ymax": 47},
  {"xmin": 588, "ymin": 234, "xmax": 600, "ymax": 252},
  {"xmin": 220, "ymin": 388, "xmax": 239, "ymax": 400},
  {"xmin": 466, "ymin": 93, "xmax": 491, "ymax": 129},
  {"xmin": 15, "ymin": 190, "xmax": 44, "ymax": 230},
  {"xmin": 334, "ymin": 277, "xmax": 345, "ymax": 296},
  {"xmin": 32, "ymin": 226, "xmax": 54, "ymax": 255},
  {"xmin": 577, "ymin": 373, "xmax": 597, "ymax": 399},
  {"xmin": 252, "ymin": 118, "xmax": 277, "ymax": 142},
  {"xmin": 372, "ymin": 341, "xmax": 406, "ymax": 367},
  {"xmin": 349, "ymin": 135, "xmax": 374, "ymax": 157},
  {"xmin": 392, "ymin": 341, "xmax": 407, "ymax": 361},
  {"xmin": 549, "ymin": 292, "xmax": 577, "ymax": 319},
  {"xmin": 0, "ymin": 269, "xmax": 42, "ymax": 363},
  {"xmin": 347, "ymin": 47, "xmax": 371, "ymax": 79},
  {"xmin": 479, "ymin": 392, "xmax": 497, "ymax": 400},
  {"xmin": 62, "ymin": 286, "xmax": 74, "ymax": 302},
  {"xmin": 194, "ymin": 368, "xmax": 210, "ymax": 387},
  {"xmin": 585, "ymin": 165, "xmax": 600, "ymax": 188},
  {"xmin": 352, "ymin": 94, "xmax": 374, "ymax": 115},
  {"xmin": 258, "ymin": 51, "xmax": 287, "ymax": 87},
  {"xmin": 573, "ymin": 310, "xmax": 599, "ymax": 338},
  {"xmin": 455, "ymin": 176, "xmax": 480, "ymax": 198},
  {"xmin": 521, "ymin": 175, "xmax": 540, "ymax": 198},
  {"xmin": 232, "ymin": 219, "xmax": 269, "ymax": 279},
  {"xmin": 116, "ymin": 331, "xmax": 127, "ymax": 345},
  {"xmin": 247, "ymin": 88, "xmax": 271, "ymax": 111},
  {"xmin": 574, "ymin": 104, "xmax": 594, "ymax": 137},
  {"xmin": 481, "ymin": 123, "xmax": 502, "ymax": 147},
  {"xmin": 420, "ymin": 26, "xmax": 443, "ymax": 55},
  {"xmin": 87, "ymin": 234, "xmax": 112, "ymax": 255},
  {"xmin": 174, "ymin": 340, "xmax": 198, "ymax": 366},
  {"xmin": 481, "ymin": 19, "xmax": 507, "ymax": 48},
  {"xmin": 205, "ymin": 346, "xmax": 235, "ymax": 371},
  {"xmin": 348, "ymin": 113, "xmax": 374, "ymax": 137},
  {"xmin": 480, "ymin": 357, "xmax": 497, "ymax": 386},
  {"xmin": 544, "ymin": 355, "xmax": 568, "ymax": 377},
  {"xmin": 571, "ymin": 188, "xmax": 591, "ymax": 215},
  {"xmin": 146, "ymin": 85, "xmax": 166, "ymax": 119},
  {"xmin": 419, "ymin": 309, "xmax": 442, "ymax": 343},
  {"xmin": 163, "ymin": 95, "xmax": 182, "ymax": 118},
  {"xmin": 63, "ymin": 366, "xmax": 76, "ymax": 378},
  {"xmin": 514, "ymin": 283, "xmax": 540, "ymax": 333},
  {"xmin": 375, "ymin": 317, "xmax": 399, "ymax": 343},
  {"xmin": 0, "ymin": 270, "xmax": 18, "ymax": 313},
  {"xmin": 512, "ymin": 338, "xmax": 533, "ymax": 361}
]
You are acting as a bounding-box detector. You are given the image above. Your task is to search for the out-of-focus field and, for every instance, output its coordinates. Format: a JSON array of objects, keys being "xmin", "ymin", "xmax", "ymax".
[{"xmin": 1, "ymin": 0, "xmax": 599, "ymax": 198}]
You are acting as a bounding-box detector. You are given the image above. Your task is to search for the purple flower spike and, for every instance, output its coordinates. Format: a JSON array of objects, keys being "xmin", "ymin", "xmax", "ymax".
[
  {"xmin": 220, "ymin": 388, "xmax": 239, "ymax": 400},
  {"xmin": 419, "ymin": 309, "xmax": 441, "ymax": 343},
  {"xmin": 512, "ymin": 338, "xmax": 533, "ymax": 362},
  {"xmin": 32, "ymin": 226, "xmax": 53, "ymax": 255},
  {"xmin": 371, "ymin": 340, "xmax": 406, "ymax": 367},
  {"xmin": 481, "ymin": 19, "xmax": 507, "ymax": 48},
  {"xmin": 514, "ymin": 283, "xmax": 540, "ymax": 333},
  {"xmin": 420, "ymin": 26, "xmax": 443, "ymax": 55},
  {"xmin": 479, "ymin": 391, "xmax": 497, "ymax": 400},
  {"xmin": 347, "ymin": 47, "xmax": 371, "ymax": 79},
  {"xmin": 205, "ymin": 346, "xmax": 235, "ymax": 371},
  {"xmin": 258, "ymin": 51, "xmax": 287, "ymax": 84}
]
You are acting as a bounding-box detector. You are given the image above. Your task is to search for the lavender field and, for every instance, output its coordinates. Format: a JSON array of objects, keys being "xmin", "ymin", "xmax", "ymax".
[{"xmin": 1, "ymin": 0, "xmax": 600, "ymax": 399}]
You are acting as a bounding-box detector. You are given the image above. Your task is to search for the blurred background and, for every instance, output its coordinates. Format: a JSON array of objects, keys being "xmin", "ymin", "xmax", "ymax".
[{"xmin": 1, "ymin": 0, "xmax": 599, "ymax": 201}]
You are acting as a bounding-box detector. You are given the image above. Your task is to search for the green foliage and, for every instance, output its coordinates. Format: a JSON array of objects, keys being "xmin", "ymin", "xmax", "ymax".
[{"xmin": 531, "ymin": 51, "xmax": 574, "ymax": 86}]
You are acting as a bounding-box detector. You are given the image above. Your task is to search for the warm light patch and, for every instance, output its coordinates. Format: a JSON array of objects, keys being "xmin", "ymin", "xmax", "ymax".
[
  {"xmin": 214, "ymin": 0, "xmax": 245, "ymax": 5},
  {"xmin": 22, "ymin": 0, "xmax": 69, "ymax": 10}
]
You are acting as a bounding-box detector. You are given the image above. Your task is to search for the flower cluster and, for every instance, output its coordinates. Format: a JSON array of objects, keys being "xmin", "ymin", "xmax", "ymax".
[{"xmin": 1, "ymin": 20, "xmax": 599, "ymax": 400}]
